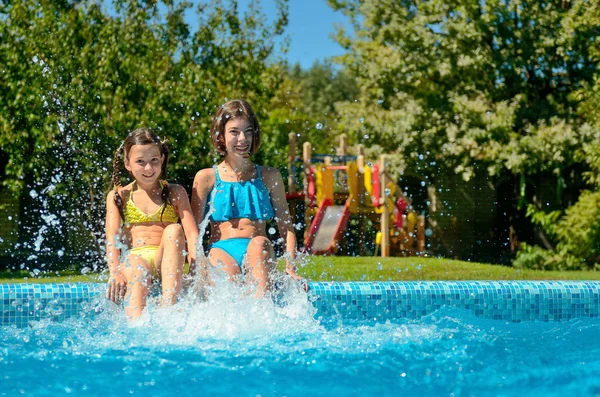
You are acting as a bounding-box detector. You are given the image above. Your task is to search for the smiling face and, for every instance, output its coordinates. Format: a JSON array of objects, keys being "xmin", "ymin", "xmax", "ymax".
[
  {"xmin": 124, "ymin": 144, "xmax": 164, "ymax": 187},
  {"xmin": 210, "ymin": 99, "xmax": 261, "ymax": 156},
  {"xmin": 224, "ymin": 117, "xmax": 254, "ymax": 159}
]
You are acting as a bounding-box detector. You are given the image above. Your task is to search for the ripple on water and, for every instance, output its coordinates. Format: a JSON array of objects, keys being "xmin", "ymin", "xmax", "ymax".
[{"xmin": 2, "ymin": 281, "xmax": 600, "ymax": 396}]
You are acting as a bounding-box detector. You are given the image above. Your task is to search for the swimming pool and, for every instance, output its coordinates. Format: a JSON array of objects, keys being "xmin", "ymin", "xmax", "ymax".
[{"xmin": 2, "ymin": 281, "xmax": 600, "ymax": 396}]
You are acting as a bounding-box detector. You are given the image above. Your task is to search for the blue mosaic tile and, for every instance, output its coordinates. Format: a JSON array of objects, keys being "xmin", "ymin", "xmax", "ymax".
[{"xmin": 1, "ymin": 281, "xmax": 600, "ymax": 327}]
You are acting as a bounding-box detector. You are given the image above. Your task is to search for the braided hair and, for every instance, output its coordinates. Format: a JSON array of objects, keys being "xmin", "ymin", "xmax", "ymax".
[{"xmin": 110, "ymin": 128, "xmax": 170, "ymax": 221}]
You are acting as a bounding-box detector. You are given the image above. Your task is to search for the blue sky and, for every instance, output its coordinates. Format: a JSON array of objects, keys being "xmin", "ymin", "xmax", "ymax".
[{"xmin": 235, "ymin": 0, "xmax": 351, "ymax": 69}]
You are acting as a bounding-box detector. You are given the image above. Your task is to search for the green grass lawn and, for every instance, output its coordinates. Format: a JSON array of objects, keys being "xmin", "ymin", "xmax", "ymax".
[
  {"xmin": 1, "ymin": 256, "xmax": 599, "ymax": 283},
  {"xmin": 299, "ymin": 256, "xmax": 600, "ymax": 281}
]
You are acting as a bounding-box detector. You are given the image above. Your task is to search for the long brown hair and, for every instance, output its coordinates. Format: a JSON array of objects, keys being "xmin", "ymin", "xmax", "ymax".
[
  {"xmin": 210, "ymin": 99, "xmax": 261, "ymax": 156},
  {"xmin": 110, "ymin": 128, "xmax": 170, "ymax": 221}
]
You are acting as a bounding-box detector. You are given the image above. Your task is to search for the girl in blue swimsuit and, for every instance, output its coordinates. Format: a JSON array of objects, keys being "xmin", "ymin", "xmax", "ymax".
[{"xmin": 191, "ymin": 99, "xmax": 305, "ymax": 296}]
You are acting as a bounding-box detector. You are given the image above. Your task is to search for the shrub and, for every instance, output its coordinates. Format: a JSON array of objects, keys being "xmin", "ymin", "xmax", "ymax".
[{"xmin": 514, "ymin": 190, "xmax": 600, "ymax": 270}]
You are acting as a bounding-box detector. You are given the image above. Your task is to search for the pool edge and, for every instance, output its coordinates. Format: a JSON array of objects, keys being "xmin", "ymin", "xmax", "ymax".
[{"xmin": 2, "ymin": 281, "xmax": 600, "ymax": 326}]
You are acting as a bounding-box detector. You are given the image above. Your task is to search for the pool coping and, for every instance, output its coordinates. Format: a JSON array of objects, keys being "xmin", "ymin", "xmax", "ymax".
[{"xmin": 2, "ymin": 281, "xmax": 600, "ymax": 327}]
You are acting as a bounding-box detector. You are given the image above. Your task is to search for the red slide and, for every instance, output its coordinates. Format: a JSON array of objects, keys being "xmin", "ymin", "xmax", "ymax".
[{"xmin": 304, "ymin": 198, "xmax": 351, "ymax": 255}]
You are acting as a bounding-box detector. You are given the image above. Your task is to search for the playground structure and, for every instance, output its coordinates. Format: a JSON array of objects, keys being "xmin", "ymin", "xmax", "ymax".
[{"xmin": 286, "ymin": 133, "xmax": 426, "ymax": 257}]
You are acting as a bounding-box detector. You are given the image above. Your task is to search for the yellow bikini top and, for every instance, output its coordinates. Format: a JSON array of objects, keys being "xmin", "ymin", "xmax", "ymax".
[{"xmin": 123, "ymin": 199, "xmax": 179, "ymax": 225}]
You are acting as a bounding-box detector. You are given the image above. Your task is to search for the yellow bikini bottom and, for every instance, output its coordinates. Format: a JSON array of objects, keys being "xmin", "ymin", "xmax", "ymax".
[{"xmin": 129, "ymin": 245, "xmax": 159, "ymax": 268}]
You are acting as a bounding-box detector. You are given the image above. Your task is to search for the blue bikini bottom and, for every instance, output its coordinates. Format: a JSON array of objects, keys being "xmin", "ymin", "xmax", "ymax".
[{"xmin": 210, "ymin": 238, "xmax": 252, "ymax": 272}]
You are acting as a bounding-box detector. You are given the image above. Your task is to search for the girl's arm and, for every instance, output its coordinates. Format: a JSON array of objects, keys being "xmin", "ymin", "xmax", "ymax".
[
  {"xmin": 190, "ymin": 169, "xmax": 216, "ymax": 282},
  {"xmin": 262, "ymin": 166, "xmax": 304, "ymax": 282},
  {"xmin": 191, "ymin": 168, "xmax": 215, "ymax": 228},
  {"xmin": 170, "ymin": 184, "xmax": 199, "ymax": 274},
  {"xmin": 105, "ymin": 190, "xmax": 126, "ymax": 303}
]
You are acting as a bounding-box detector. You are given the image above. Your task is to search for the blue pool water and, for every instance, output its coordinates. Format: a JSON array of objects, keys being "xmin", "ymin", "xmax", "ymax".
[{"xmin": 2, "ymin": 281, "xmax": 600, "ymax": 396}]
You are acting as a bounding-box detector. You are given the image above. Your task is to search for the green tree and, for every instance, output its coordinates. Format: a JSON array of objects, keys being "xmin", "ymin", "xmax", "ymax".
[
  {"xmin": 328, "ymin": 0, "xmax": 598, "ymax": 173},
  {"xmin": 327, "ymin": 0, "xmax": 600, "ymax": 260},
  {"xmin": 0, "ymin": 0, "xmax": 289, "ymax": 269},
  {"xmin": 258, "ymin": 62, "xmax": 359, "ymax": 177},
  {"xmin": 514, "ymin": 0, "xmax": 600, "ymax": 270}
]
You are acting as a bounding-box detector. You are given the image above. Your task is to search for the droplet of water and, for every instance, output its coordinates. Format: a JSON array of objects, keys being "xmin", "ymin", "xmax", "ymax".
[
  {"xmin": 315, "ymin": 123, "xmax": 323, "ymax": 130},
  {"xmin": 268, "ymin": 227, "xmax": 276, "ymax": 235},
  {"xmin": 359, "ymin": 117, "xmax": 364, "ymax": 123},
  {"xmin": 29, "ymin": 189, "xmax": 38, "ymax": 199}
]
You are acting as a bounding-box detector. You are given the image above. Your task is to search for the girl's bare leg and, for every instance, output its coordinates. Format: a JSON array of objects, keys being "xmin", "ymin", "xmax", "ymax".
[
  {"xmin": 208, "ymin": 248, "xmax": 242, "ymax": 280},
  {"xmin": 155, "ymin": 224, "xmax": 186, "ymax": 306},
  {"xmin": 121, "ymin": 255, "xmax": 152, "ymax": 319},
  {"xmin": 244, "ymin": 236, "xmax": 275, "ymax": 298}
]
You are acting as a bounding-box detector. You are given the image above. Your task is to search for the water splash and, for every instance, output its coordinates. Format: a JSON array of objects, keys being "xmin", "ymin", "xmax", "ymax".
[{"xmin": 4, "ymin": 305, "xmax": 600, "ymax": 395}]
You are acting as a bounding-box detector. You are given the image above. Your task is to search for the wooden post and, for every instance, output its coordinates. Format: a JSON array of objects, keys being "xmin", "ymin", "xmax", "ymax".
[
  {"xmin": 337, "ymin": 133, "xmax": 347, "ymax": 157},
  {"xmin": 417, "ymin": 215, "xmax": 426, "ymax": 254},
  {"xmin": 356, "ymin": 155, "xmax": 365, "ymax": 206},
  {"xmin": 355, "ymin": 144, "xmax": 364, "ymax": 157},
  {"xmin": 322, "ymin": 156, "xmax": 334, "ymax": 201},
  {"xmin": 302, "ymin": 141, "xmax": 312, "ymax": 200},
  {"xmin": 380, "ymin": 155, "xmax": 390, "ymax": 257},
  {"xmin": 302, "ymin": 142, "xmax": 312, "ymax": 168},
  {"xmin": 288, "ymin": 133, "xmax": 296, "ymax": 193},
  {"xmin": 302, "ymin": 142, "xmax": 313, "ymax": 243},
  {"xmin": 347, "ymin": 162, "xmax": 358, "ymax": 213},
  {"xmin": 355, "ymin": 145, "xmax": 366, "ymax": 255},
  {"xmin": 355, "ymin": 145, "xmax": 365, "ymax": 206}
]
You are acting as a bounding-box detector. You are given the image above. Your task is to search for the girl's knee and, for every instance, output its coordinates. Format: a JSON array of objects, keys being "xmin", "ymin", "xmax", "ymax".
[
  {"xmin": 125, "ymin": 256, "xmax": 152, "ymax": 279},
  {"xmin": 163, "ymin": 223, "xmax": 184, "ymax": 239},
  {"xmin": 246, "ymin": 237, "xmax": 274, "ymax": 270},
  {"xmin": 130, "ymin": 267, "xmax": 153, "ymax": 287},
  {"xmin": 249, "ymin": 236, "xmax": 272, "ymax": 252}
]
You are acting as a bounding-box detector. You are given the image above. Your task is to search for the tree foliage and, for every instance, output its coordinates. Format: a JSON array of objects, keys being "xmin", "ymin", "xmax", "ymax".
[
  {"xmin": 514, "ymin": 190, "xmax": 600, "ymax": 270},
  {"xmin": 328, "ymin": 0, "xmax": 599, "ymax": 179},
  {"xmin": 2, "ymin": 0, "xmax": 600, "ymax": 269},
  {"xmin": 327, "ymin": 0, "xmax": 600, "ymax": 267},
  {"xmin": 0, "ymin": 0, "xmax": 289, "ymax": 267},
  {"xmin": 513, "ymin": 0, "xmax": 600, "ymax": 270}
]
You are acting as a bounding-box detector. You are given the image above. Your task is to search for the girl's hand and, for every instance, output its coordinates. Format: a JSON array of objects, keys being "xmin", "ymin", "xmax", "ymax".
[
  {"xmin": 107, "ymin": 273, "xmax": 127, "ymax": 304},
  {"xmin": 286, "ymin": 266, "xmax": 309, "ymax": 292}
]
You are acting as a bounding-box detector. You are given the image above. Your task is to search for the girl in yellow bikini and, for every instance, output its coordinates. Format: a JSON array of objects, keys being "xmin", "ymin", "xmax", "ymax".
[{"xmin": 105, "ymin": 128, "xmax": 198, "ymax": 319}]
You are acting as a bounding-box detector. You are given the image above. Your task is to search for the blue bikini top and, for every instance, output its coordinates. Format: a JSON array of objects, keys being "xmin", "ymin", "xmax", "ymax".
[{"xmin": 207, "ymin": 165, "xmax": 275, "ymax": 222}]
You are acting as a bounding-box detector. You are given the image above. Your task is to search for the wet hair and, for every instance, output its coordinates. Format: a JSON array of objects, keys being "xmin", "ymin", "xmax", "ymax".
[
  {"xmin": 210, "ymin": 99, "xmax": 261, "ymax": 156},
  {"xmin": 110, "ymin": 128, "xmax": 170, "ymax": 221}
]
